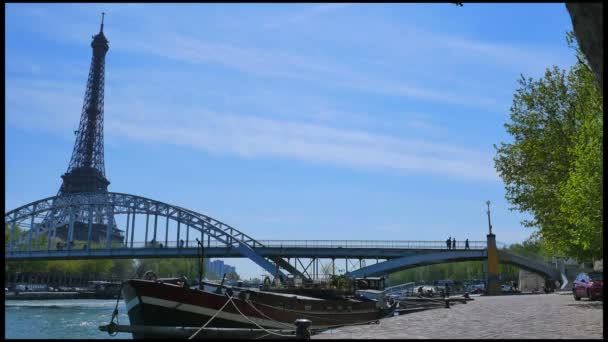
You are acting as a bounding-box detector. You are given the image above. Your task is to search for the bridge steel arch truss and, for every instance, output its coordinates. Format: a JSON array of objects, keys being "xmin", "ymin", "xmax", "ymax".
[
  {"xmin": 6, "ymin": 193, "xmax": 563, "ymax": 283},
  {"xmin": 5, "ymin": 192, "xmax": 288, "ymax": 278}
]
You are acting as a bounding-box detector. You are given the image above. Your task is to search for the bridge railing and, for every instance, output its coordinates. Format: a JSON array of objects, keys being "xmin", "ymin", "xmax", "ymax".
[
  {"xmin": 256, "ymin": 240, "xmax": 489, "ymax": 249},
  {"xmin": 7, "ymin": 239, "xmax": 496, "ymax": 252}
]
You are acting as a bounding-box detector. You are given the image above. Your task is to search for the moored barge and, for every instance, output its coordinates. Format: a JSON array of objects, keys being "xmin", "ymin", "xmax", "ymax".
[{"xmin": 121, "ymin": 276, "xmax": 395, "ymax": 339}]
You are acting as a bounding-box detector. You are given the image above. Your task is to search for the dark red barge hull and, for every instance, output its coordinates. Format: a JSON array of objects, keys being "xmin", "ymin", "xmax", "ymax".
[{"xmin": 122, "ymin": 280, "xmax": 383, "ymax": 339}]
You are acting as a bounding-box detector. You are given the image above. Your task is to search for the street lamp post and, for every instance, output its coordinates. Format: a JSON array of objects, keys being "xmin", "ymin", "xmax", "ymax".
[{"xmin": 486, "ymin": 200, "xmax": 493, "ymax": 235}]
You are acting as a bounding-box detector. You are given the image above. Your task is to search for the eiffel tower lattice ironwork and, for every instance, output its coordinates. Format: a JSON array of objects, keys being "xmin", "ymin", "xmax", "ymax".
[
  {"xmin": 60, "ymin": 12, "xmax": 109, "ymax": 194},
  {"xmin": 33, "ymin": 14, "xmax": 123, "ymax": 245}
]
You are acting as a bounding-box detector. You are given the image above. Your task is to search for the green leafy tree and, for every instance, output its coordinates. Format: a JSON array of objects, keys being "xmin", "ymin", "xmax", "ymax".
[
  {"xmin": 225, "ymin": 270, "xmax": 240, "ymax": 282},
  {"xmin": 556, "ymin": 39, "xmax": 603, "ymax": 259},
  {"xmin": 494, "ymin": 33, "xmax": 603, "ymax": 261},
  {"xmin": 134, "ymin": 257, "xmax": 210, "ymax": 280},
  {"xmin": 387, "ymin": 261, "xmax": 486, "ymax": 286}
]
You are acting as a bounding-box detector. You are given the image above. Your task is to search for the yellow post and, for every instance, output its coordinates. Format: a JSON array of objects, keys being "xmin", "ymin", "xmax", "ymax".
[
  {"xmin": 486, "ymin": 233, "xmax": 501, "ymax": 295},
  {"xmin": 485, "ymin": 201, "xmax": 501, "ymax": 295}
]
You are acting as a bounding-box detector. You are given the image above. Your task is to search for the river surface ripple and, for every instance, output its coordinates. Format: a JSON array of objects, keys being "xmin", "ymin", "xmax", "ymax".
[{"xmin": 5, "ymin": 299, "xmax": 131, "ymax": 339}]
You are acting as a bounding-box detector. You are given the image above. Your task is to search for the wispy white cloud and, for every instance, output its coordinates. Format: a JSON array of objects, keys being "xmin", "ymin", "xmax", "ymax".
[
  {"xmin": 126, "ymin": 31, "xmax": 502, "ymax": 109},
  {"xmin": 109, "ymin": 115, "xmax": 497, "ymax": 181},
  {"xmin": 8, "ymin": 6, "xmax": 507, "ymax": 109},
  {"xmin": 429, "ymin": 32, "xmax": 568, "ymax": 74},
  {"xmin": 262, "ymin": 3, "xmax": 353, "ymax": 30},
  {"xmin": 5, "ymin": 79, "xmax": 84, "ymax": 133},
  {"xmin": 9, "ymin": 4, "xmax": 557, "ymax": 182},
  {"xmin": 6, "ymin": 77, "xmax": 498, "ymax": 181}
]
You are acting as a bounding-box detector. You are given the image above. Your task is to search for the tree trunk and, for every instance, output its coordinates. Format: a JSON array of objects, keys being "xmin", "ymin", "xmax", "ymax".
[{"xmin": 566, "ymin": 3, "xmax": 603, "ymax": 92}]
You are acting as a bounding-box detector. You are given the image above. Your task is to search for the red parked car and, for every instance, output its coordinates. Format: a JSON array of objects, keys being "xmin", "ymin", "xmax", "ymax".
[{"xmin": 573, "ymin": 272, "xmax": 603, "ymax": 301}]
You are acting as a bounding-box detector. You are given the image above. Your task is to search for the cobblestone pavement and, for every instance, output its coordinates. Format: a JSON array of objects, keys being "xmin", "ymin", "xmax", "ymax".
[{"xmin": 314, "ymin": 294, "xmax": 603, "ymax": 339}]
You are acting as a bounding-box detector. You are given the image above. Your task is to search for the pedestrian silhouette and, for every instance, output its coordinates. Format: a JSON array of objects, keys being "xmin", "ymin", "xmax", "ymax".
[
  {"xmin": 465, "ymin": 239, "xmax": 470, "ymax": 250},
  {"xmin": 446, "ymin": 237, "xmax": 451, "ymax": 250},
  {"xmin": 452, "ymin": 238, "xmax": 456, "ymax": 250}
]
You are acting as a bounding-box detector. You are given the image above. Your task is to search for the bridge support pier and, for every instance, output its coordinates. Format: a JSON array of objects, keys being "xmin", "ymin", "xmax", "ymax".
[{"xmin": 486, "ymin": 233, "xmax": 501, "ymax": 295}]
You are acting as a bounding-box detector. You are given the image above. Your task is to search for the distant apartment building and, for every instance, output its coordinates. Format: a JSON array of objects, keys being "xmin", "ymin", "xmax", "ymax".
[{"xmin": 205, "ymin": 259, "xmax": 237, "ymax": 278}]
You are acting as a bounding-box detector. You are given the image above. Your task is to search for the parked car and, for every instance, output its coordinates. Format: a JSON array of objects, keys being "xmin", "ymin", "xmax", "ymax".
[
  {"xmin": 466, "ymin": 283, "xmax": 485, "ymax": 294},
  {"xmin": 470, "ymin": 287, "xmax": 483, "ymax": 294},
  {"xmin": 573, "ymin": 272, "xmax": 603, "ymax": 301}
]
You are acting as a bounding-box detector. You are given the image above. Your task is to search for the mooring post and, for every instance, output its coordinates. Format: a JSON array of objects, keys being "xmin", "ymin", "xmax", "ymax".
[{"xmin": 294, "ymin": 318, "xmax": 312, "ymax": 339}]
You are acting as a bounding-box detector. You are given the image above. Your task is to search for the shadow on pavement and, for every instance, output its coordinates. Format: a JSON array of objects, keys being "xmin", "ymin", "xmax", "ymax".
[{"xmin": 566, "ymin": 301, "xmax": 603, "ymax": 310}]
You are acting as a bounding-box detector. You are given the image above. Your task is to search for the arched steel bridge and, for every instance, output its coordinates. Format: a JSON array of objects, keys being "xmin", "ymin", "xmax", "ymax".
[{"xmin": 5, "ymin": 192, "xmax": 563, "ymax": 283}]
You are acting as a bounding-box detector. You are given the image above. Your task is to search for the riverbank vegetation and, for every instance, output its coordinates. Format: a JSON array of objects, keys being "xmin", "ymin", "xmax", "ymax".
[{"xmin": 5, "ymin": 225, "xmax": 239, "ymax": 283}]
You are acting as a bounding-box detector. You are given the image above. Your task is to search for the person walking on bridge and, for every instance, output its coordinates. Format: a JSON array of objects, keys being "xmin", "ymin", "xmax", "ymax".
[
  {"xmin": 465, "ymin": 239, "xmax": 470, "ymax": 250},
  {"xmin": 452, "ymin": 237, "xmax": 456, "ymax": 250},
  {"xmin": 446, "ymin": 237, "xmax": 451, "ymax": 250}
]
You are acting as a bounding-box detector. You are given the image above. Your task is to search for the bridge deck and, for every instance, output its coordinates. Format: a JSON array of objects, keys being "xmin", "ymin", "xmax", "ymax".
[{"xmin": 5, "ymin": 245, "xmax": 486, "ymax": 260}]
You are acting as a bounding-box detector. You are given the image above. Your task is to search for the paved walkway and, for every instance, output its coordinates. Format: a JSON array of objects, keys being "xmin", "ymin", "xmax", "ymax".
[{"xmin": 314, "ymin": 294, "xmax": 603, "ymax": 339}]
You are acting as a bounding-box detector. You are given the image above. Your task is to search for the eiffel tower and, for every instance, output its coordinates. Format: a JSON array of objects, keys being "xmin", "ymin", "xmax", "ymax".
[
  {"xmin": 35, "ymin": 14, "xmax": 123, "ymax": 245},
  {"xmin": 60, "ymin": 14, "xmax": 110, "ymax": 195}
]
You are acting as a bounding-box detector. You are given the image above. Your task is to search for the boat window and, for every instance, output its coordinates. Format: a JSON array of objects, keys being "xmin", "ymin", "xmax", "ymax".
[{"xmin": 589, "ymin": 272, "xmax": 602, "ymax": 281}]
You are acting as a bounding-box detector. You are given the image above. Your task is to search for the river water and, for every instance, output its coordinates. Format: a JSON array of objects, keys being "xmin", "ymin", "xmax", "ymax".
[{"xmin": 5, "ymin": 299, "xmax": 131, "ymax": 339}]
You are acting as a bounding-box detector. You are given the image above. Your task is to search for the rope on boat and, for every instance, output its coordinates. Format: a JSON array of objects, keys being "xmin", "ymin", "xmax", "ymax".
[
  {"xmin": 243, "ymin": 299, "xmax": 397, "ymax": 332},
  {"xmin": 226, "ymin": 294, "xmax": 297, "ymax": 338},
  {"xmin": 255, "ymin": 332, "xmax": 273, "ymax": 340},
  {"xmin": 245, "ymin": 299, "xmax": 294, "ymax": 329},
  {"xmin": 187, "ymin": 288, "xmax": 394, "ymax": 339},
  {"xmin": 106, "ymin": 282, "xmax": 124, "ymax": 336},
  {"xmin": 188, "ymin": 293, "xmax": 234, "ymax": 340}
]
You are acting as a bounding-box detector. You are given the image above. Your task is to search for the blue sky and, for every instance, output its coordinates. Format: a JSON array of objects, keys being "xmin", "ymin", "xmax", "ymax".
[{"xmin": 5, "ymin": 3, "xmax": 577, "ymax": 279}]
